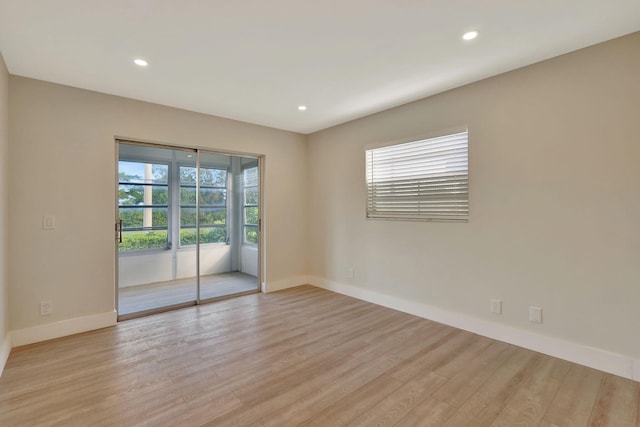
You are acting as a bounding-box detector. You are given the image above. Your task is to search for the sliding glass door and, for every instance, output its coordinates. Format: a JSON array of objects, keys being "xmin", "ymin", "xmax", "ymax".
[{"xmin": 116, "ymin": 141, "xmax": 261, "ymax": 319}]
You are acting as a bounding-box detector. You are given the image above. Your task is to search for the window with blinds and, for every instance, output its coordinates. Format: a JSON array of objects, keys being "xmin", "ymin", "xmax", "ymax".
[{"xmin": 365, "ymin": 131, "xmax": 468, "ymax": 221}]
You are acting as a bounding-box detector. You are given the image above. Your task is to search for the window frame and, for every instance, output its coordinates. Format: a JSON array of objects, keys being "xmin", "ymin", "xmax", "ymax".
[
  {"xmin": 117, "ymin": 158, "xmax": 172, "ymax": 253},
  {"xmin": 178, "ymin": 163, "xmax": 230, "ymax": 248},
  {"xmin": 242, "ymin": 164, "xmax": 259, "ymax": 246},
  {"xmin": 365, "ymin": 128, "xmax": 469, "ymax": 222}
]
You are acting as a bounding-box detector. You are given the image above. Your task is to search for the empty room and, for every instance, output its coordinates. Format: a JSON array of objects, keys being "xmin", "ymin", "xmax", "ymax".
[{"xmin": 0, "ymin": 1, "xmax": 639, "ymax": 426}]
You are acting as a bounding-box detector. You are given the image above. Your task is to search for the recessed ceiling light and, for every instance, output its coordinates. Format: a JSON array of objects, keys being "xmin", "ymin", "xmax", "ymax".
[
  {"xmin": 463, "ymin": 31, "xmax": 478, "ymax": 41},
  {"xmin": 134, "ymin": 58, "xmax": 148, "ymax": 67},
  {"xmin": 298, "ymin": 105, "xmax": 307, "ymax": 111}
]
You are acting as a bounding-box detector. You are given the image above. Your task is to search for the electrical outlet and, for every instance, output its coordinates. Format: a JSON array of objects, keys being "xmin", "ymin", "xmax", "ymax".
[
  {"xmin": 40, "ymin": 301, "xmax": 53, "ymax": 316},
  {"xmin": 346, "ymin": 267, "xmax": 354, "ymax": 279},
  {"xmin": 490, "ymin": 299, "xmax": 502, "ymax": 315},
  {"xmin": 42, "ymin": 215, "xmax": 55, "ymax": 230},
  {"xmin": 529, "ymin": 306, "xmax": 542, "ymax": 324}
]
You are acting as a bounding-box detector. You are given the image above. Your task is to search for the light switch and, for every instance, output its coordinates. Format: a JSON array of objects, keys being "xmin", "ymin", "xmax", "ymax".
[{"xmin": 43, "ymin": 215, "xmax": 55, "ymax": 230}]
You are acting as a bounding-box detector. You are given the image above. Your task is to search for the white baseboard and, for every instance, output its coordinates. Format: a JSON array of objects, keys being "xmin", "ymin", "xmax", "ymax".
[
  {"xmin": 263, "ymin": 275, "xmax": 309, "ymax": 293},
  {"xmin": 309, "ymin": 276, "xmax": 640, "ymax": 382},
  {"xmin": 10, "ymin": 310, "xmax": 118, "ymax": 348},
  {"xmin": 0, "ymin": 334, "xmax": 11, "ymax": 378}
]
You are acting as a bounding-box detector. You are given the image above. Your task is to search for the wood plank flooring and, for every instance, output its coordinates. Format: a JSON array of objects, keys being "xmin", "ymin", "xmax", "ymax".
[
  {"xmin": 1, "ymin": 285, "xmax": 638, "ymax": 426},
  {"xmin": 118, "ymin": 272, "xmax": 258, "ymax": 315}
]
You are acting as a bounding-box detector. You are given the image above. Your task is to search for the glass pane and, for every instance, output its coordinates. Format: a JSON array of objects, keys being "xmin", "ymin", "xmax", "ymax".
[
  {"xmin": 200, "ymin": 168, "xmax": 227, "ymax": 187},
  {"xmin": 119, "ymin": 161, "xmax": 168, "ymax": 184},
  {"xmin": 244, "ymin": 188, "xmax": 259, "ymax": 205},
  {"xmin": 180, "ymin": 166, "xmax": 197, "ymax": 185},
  {"xmin": 180, "ymin": 188, "xmax": 225, "ymax": 206},
  {"xmin": 119, "ymin": 229, "xmax": 168, "ymax": 251},
  {"xmin": 243, "ymin": 167, "xmax": 258, "ymax": 186},
  {"xmin": 119, "ymin": 185, "xmax": 168, "ymax": 205},
  {"xmin": 200, "ymin": 226, "xmax": 227, "ymax": 243},
  {"xmin": 151, "ymin": 187, "xmax": 169, "ymax": 204},
  {"xmin": 179, "ymin": 227, "xmax": 197, "ymax": 246},
  {"xmin": 200, "ymin": 208, "xmax": 226, "ymax": 226},
  {"xmin": 244, "ymin": 206, "xmax": 258, "ymax": 225},
  {"xmin": 119, "ymin": 207, "xmax": 168, "ymax": 229},
  {"xmin": 200, "ymin": 188, "xmax": 226, "ymax": 206},
  {"xmin": 118, "ymin": 146, "xmax": 262, "ymax": 314},
  {"xmin": 180, "ymin": 187, "xmax": 196, "ymax": 205},
  {"xmin": 244, "ymin": 226, "xmax": 258, "ymax": 244},
  {"xmin": 118, "ymin": 142, "xmax": 198, "ymax": 317},
  {"xmin": 180, "ymin": 226, "xmax": 227, "ymax": 245},
  {"xmin": 180, "ymin": 207, "xmax": 197, "ymax": 227},
  {"xmin": 119, "ymin": 184, "xmax": 144, "ymax": 205},
  {"xmin": 180, "ymin": 208, "xmax": 226, "ymax": 227},
  {"xmin": 180, "ymin": 166, "xmax": 227, "ymax": 187}
]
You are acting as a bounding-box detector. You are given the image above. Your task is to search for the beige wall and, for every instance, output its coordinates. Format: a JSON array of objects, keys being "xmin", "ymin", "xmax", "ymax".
[
  {"xmin": 307, "ymin": 33, "xmax": 640, "ymax": 359},
  {"xmin": 8, "ymin": 77, "xmax": 308, "ymax": 331},
  {"xmin": 0, "ymin": 53, "xmax": 9, "ymax": 351}
]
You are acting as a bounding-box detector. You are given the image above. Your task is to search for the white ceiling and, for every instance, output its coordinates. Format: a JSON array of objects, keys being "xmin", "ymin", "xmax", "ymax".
[{"xmin": 0, "ymin": 1, "xmax": 638, "ymax": 134}]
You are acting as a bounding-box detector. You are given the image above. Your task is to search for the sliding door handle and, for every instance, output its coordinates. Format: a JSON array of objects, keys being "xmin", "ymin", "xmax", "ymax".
[{"xmin": 118, "ymin": 219, "xmax": 123, "ymax": 243}]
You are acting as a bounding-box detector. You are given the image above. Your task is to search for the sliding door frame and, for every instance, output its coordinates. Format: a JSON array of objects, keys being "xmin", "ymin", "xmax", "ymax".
[{"xmin": 114, "ymin": 137, "xmax": 264, "ymax": 320}]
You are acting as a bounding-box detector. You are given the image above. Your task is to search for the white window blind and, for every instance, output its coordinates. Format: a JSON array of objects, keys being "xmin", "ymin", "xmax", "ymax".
[{"xmin": 366, "ymin": 131, "xmax": 468, "ymax": 221}]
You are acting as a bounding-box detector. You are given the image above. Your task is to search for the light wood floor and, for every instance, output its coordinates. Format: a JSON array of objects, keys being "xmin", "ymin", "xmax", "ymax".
[
  {"xmin": 118, "ymin": 272, "xmax": 259, "ymax": 315},
  {"xmin": 1, "ymin": 286, "xmax": 638, "ymax": 426}
]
